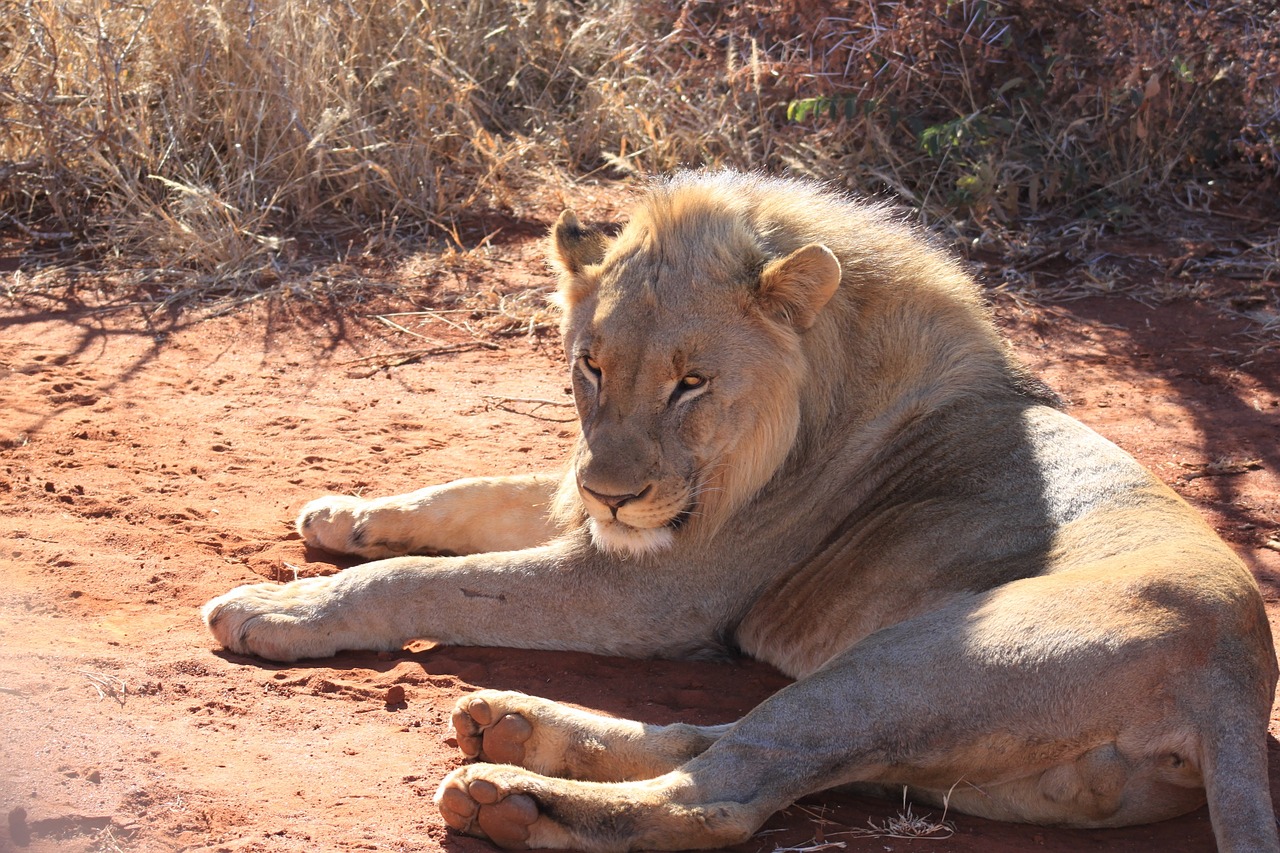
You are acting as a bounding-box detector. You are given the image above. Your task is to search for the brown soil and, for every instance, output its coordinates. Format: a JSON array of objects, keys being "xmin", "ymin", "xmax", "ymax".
[{"xmin": 2, "ymin": 249, "xmax": 1278, "ymax": 853}]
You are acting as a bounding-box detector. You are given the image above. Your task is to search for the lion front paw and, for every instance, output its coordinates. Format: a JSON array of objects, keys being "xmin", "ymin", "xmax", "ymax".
[
  {"xmin": 296, "ymin": 495, "xmax": 372, "ymax": 556},
  {"xmin": 202, "ymin": 576, "xmax": 354, "ymax": 661}
]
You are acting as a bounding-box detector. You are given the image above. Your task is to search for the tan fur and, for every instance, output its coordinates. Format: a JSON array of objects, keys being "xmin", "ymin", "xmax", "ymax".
[{"xmin": 203, "ymin": 172, "xmax": 1278, "ymax": 853}]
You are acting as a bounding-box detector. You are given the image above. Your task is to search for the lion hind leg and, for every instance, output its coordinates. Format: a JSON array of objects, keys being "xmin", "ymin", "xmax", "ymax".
[
  {"xmin": 435, "ymin": 765, "xmax": 762, "ymax": 853},
  {"xmin": 434, "ymin": 674, "xmax": 1205, "ymax": 852},
  {"xmin": 452, "ymin": 689, "xmax": 730, "ymax": 782},
  {"xmin": 297, "ymin": 473, "xmax": 562, "ymax": 558},
  {"xmin": 663, "ymin": 583, "xmax": 1261, "ymax": 841}
]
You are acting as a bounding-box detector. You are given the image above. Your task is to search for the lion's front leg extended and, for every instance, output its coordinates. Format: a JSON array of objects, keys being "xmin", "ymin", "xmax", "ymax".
[
  {"xmin": 452, "ymin": 690, "xmax": 730, "ymax": 782},
  {"xmin": 203, "ymin": 544, "xmax": 721, "ymax": 663},
  {"xmin": 298, "ymin": 473, "xmax": 563, "ymax": 559},
  {"xmin": 202, "ymin": 573, "xmax": 390, "ymax": 661}
]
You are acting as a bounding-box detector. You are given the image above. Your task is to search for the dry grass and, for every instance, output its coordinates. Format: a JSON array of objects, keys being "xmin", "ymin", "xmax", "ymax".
[
  {"xmin": 769, "ymin": 796, "xmax": 954, "ymax": 850},
  {"xmin": 840, "ymin": 801, "xmax": 955, "ymax": 841},
  {"xmin": 1, "ymin": 0, "xmax": 1278, "ymax": 304}
]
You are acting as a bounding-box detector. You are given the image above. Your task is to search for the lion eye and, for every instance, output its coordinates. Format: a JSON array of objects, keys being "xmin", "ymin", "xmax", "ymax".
[
  {"xmin": 580, "ymin": 354, "xmax": 601, "ymax": 378},
  {"xmin": 671, "ymin": 373, "xmax": 709, "ymax": 404}
]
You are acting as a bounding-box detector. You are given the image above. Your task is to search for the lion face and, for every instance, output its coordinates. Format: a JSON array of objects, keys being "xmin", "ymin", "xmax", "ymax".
[
  {"xmin": 550, "ymin": 193, "xmax": 841, "ymax": 557},
  {"xmin": 565, "ymin": 282, "xmax": 789, "ymax": 556}
]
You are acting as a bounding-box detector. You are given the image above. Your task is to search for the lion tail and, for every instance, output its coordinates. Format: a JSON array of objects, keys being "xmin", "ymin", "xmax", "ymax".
[{"xmin": 1199, "ymin": 690, "xmax": 1280, "ymax": 853}]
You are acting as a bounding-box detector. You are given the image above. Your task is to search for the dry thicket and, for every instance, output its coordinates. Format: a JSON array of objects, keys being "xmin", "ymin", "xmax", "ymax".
[{"xmin": 1, "ymin": 0, "xmax": 1277, "ymax": 290}]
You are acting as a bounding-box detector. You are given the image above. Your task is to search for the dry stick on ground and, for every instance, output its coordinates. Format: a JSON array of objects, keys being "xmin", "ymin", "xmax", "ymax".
[
  {"xmin": 373, "ymin": 310, "xmax": 483, "ymax": 339},
  {"xmin": 0, "ymin": 211, "xmax": 73, "ymax": 242},
  {"xmin": 372, "ymin": 308, "xmax": 540, "ymax": 355},
  {"xmin": 340, "ymin": 341, "xmax": 501, "ymax": 376},
  {"xmin": 764, "ymin": 804, "xmax": 843, "ymax": 853},
  {"xmin": 373, "ymin": 314, "xmax": 439, "ymax": 341},
  {"xmin": 1178, "ymin": 456, "xmax": 1263, "ymax": 483},
  {"xmin": 93, "ymin": 825, "xmax": 129, "ymax": 853},
  {"xmin": 277, "ymin": 562, "xmax": 304, "ymax": 582},
  {"xmin": 770, "ymin": 842, "xmax": 847, "ymax": 853},
  {"xmin": 481, "ymin": 395, "xmax": 576, "ymax": 422},
  {"xmin": 78, "ymin": 670, "xmax": 128, "ymax": 707}
]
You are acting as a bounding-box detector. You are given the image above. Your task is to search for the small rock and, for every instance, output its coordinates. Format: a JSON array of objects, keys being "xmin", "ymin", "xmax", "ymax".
[
  {"xmin": 384, "ymin": 685, "xmax": 406, "ymax": 705},
  {"xmin": 8, "ymin": 807, "xmax": 30, "ymax": 846}
]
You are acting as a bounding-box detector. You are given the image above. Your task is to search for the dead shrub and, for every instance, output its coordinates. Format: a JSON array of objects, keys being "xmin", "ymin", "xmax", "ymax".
[{"xmin": 0, "ymin": 0, "xmax": 1276, "ymax": 296}]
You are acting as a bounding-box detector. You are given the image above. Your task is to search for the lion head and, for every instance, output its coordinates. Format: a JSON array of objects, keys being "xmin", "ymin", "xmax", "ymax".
[{"xmin": 548, "ymin": 173, "xmax": 845, "ymax": 557}]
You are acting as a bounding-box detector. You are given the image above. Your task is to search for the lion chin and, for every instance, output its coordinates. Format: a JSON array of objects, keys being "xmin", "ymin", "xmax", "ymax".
[{"xmin": 587, "ymin": 517, "xmax": 676, "ymax": 557}]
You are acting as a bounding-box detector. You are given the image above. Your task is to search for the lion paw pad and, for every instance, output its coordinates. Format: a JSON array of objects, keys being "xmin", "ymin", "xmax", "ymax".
[
  {"xmin": 454, "ymin": 696, "xmax": 534, "ymax": 764},
  {"xmin": 437, "ymin": 776, "xmax": 539, "ymax": 848}
]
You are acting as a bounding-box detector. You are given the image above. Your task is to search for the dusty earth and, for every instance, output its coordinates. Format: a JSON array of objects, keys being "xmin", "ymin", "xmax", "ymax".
[{"xmin": 2, "ymin": 235, "xmax": 1279, "ymax": 853}]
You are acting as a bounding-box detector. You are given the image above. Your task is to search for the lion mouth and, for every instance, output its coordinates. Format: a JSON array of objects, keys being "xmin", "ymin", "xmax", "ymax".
[
  {"xmin": 603, "ymin": 498, "xmax": 693, "ymax": 535},
  {"xmin": 577, "ymin": 479, "xmax": 696, "ymax": 556},
  {"xmin": 608, "ymin": 507, "xmax": 690, "ymax": 533},
  {"xmin": 585, "ymin": 497, "xmax": 697, "ymax": 558}
]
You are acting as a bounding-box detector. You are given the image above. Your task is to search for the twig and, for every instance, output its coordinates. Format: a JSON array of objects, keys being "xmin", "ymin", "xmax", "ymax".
[
  {"xmin": 482, "ymin": 395, "xmax": 576, "ymax": 422},
  {"xmin": 372, "ymin": 314, "xmax": 440, "ymax": 342},
  {"xmin": 1, "ymin": 211, "xmax": 73, "ymax": 241},
  {"xmin": 482, "ymin": 395, "xmax": 573, "ymax": 408},
  {"xmin": 371, "ymin": 308, "xmax": 476, "ymax": 336},
  {"xmin": 78, "ymin": 670, "xmax": 128, "ymax": 707},
  {"xmin": 94, "ymin": 825, "xmax": 130, "ymax": 853},
  {"xmin": 1179, "ymin": 457, "xmax": 1263, "ymax": 483},
  {"xmin": 341, "ymin": 341, "xmax": 501, "ymax": 374}
]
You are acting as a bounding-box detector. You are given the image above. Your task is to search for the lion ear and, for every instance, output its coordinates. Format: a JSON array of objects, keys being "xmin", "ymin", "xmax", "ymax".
[
  {"xmin": 757, "ymin": 243, "xmax": 842, "ymax": 330},
  {"xmin": 552, "ymin": 210, "xmax": 608, "ymax": 273},
  {"xmin": 551, "ymin": 210, "xmax": 608, "ymax": 307}
]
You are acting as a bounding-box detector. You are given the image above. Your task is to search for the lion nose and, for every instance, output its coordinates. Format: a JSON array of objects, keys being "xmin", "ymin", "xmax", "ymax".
[{"xmin": 582, "ymin": 484, "xmax": 651, "ymax": 517}]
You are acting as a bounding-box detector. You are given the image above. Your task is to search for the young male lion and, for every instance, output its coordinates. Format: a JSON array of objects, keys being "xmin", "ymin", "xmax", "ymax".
[{"xmin": 204, "ymin": 171, "xmax": 1278, "ymax": 852}]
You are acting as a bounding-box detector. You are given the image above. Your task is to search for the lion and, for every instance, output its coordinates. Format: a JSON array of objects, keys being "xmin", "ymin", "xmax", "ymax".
[{"xmin": 203, "ymin": 171, "xmax": 1279, "ymax": 853}]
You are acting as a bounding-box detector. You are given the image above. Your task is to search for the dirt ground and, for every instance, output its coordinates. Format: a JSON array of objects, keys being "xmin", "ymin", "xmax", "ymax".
[{"xmin": 2, "ymin": 237, "xmax": 1279, "ymax": 853}]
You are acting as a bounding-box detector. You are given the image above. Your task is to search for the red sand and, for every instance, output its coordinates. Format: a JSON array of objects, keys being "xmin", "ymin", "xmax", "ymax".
[{"xmin": 2, "ymin": 254, "xmax": 1278, "ymax": 853}]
